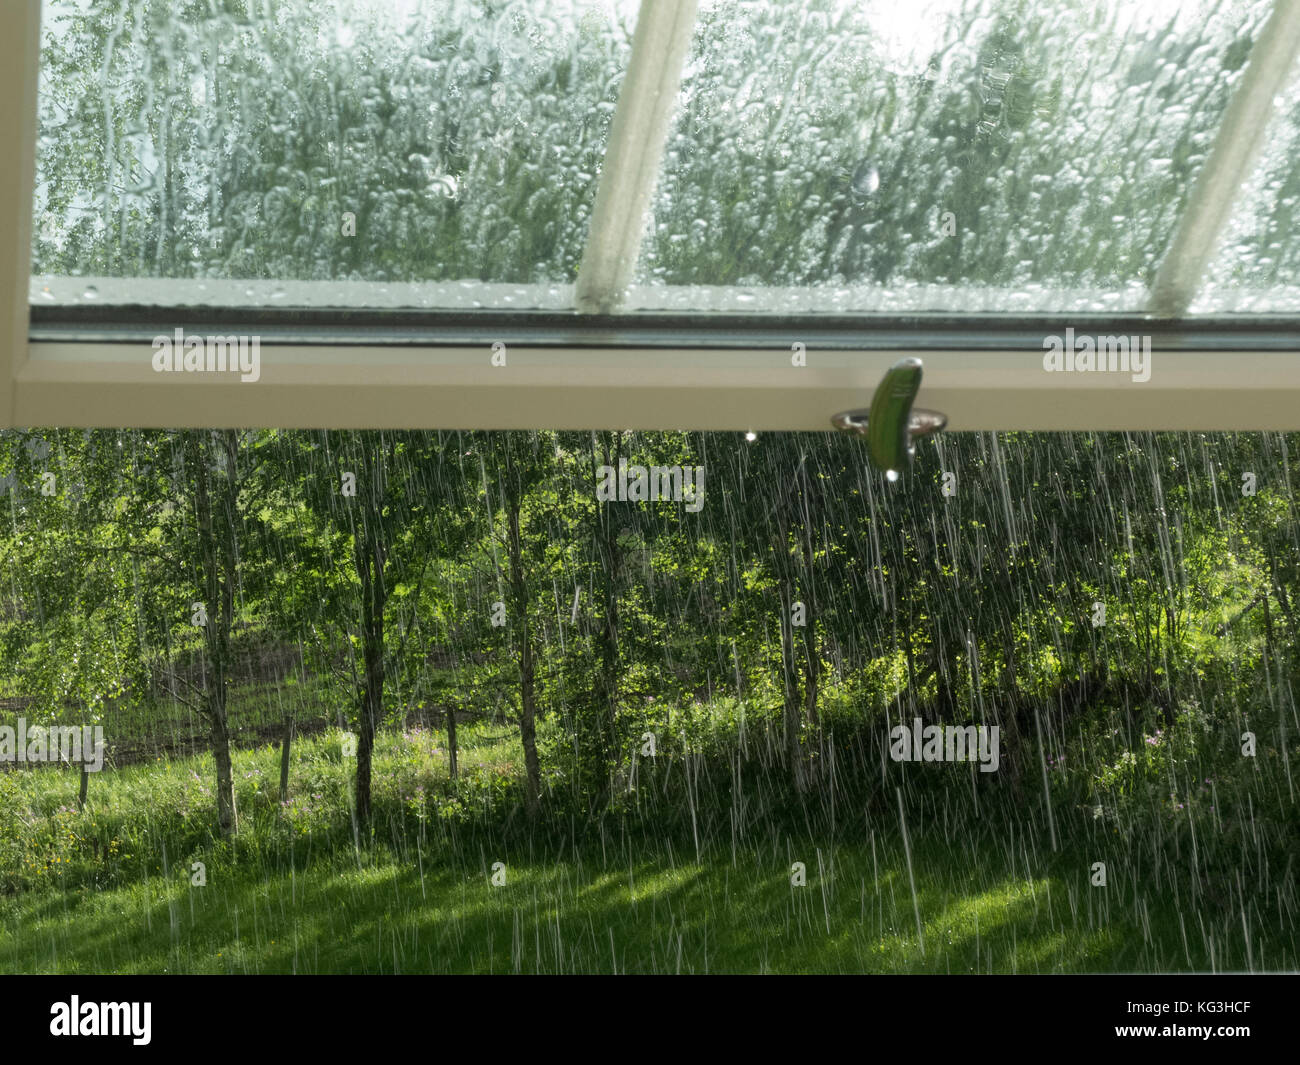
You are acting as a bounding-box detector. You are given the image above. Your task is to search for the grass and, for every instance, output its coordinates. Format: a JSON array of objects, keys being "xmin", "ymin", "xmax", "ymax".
[
  {"xmin": 2, "ymin": 696, "xmax": 1296, "ymax": 974},
  {"xmin": 0, "ymin": 832, "xmax": 1160, "ymax": 974}
]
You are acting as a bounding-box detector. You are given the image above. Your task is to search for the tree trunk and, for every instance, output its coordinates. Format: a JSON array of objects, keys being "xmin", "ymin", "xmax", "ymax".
[
  {"xmin": 780, "ymin": 586, "xmax": 805, "ymax": 794},
  {"xmin": 794, "ymin": 462, "xmax": 822, "ymax": 780},
  {"xmin": 215, "ymin": 431, "xmax": 240, "ymax": 834},
  {"xmin": 507, "ymin": 488, "xmax": 541, "ymax": 819},
  {"xmin": 355, "ymin": 629, "xmax": 383, "ymax": 834},
  {"xmin": 353, "ymin": 529, "xmax": 385, "ymax": 836},
  {"xmin": 803, "ymin": 629, "xmax": 820, "ymax": 729},
  {"xmin": 904, "ymin": 611, "xmax": 917, "ymax": 706},
  {"xmin": 279, "ymin": 716, "xmax": 293, "ymax": 803},
  {"xmin": 446, "ymin": 702, "xmax": 458, "ymax": 779},
  {"xmin": 773, "ymin": 489, "xmax": 804, "ymax": 793},
  {"xmin": 592, "ymin": 432, "xmax": 621, "ymax": 797},
  {"xmin": 352, "ymin": 434, "xmax": 388, "ymax": 837},
  {"xmin": 187, "ymin": 430, "xmax": 238, "ymax": 837},
  {"xmin": 211, "ymin": 701, "xmax": 236, "ymax": 835}
]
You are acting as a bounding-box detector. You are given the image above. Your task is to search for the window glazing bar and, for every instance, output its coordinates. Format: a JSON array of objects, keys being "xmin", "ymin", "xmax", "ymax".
[
  {"xmin": 1147, "ymin": 0, "xmax": 1300, "ymax": 317},
  {"xmin": 574, "ymin": 0, "xmax": 699, "ymax": 315},
  {"xmin": 0, "ymin": 0, "xmax": 42, "ymax": 429}
]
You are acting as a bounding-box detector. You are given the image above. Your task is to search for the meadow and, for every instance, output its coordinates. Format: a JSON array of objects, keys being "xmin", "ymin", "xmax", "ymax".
[{"xmin": 3, "ymin": 677, "xmax": 1294, "ymax": 974}]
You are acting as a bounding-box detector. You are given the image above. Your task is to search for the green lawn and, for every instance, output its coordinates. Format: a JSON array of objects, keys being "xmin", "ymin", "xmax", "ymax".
[
  {"xmin": 3, "ymin": 819, "xmax": 1282, "ymax": 974},
  {"xmin": 2, "ymin": 716, "xmax": 1292, "ymax": 974},
  {"xmin": 0, "ymin": 840, "xmax": 1113, "ymax": 974}
]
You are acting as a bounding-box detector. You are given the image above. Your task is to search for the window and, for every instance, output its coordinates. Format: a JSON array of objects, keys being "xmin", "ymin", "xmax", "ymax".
[
  {"xmin": 4, "ymin": 0, "xmax": 1300, "ymax": 429},
  {"xmin": 4, "ymin": 0, "xmax": 1300, "ymax": 985}
]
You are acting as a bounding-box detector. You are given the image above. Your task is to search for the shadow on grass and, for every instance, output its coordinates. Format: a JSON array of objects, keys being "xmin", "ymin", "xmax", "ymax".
[{"xmin": 4, "ymin": 814, "xmax": 1281, "ymax": 974}]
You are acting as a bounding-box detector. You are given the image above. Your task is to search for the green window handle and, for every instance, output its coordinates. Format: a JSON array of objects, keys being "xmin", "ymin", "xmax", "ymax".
[{"xmin": 831, "ymin": 357, "xmax": 947, "ymax": 478}]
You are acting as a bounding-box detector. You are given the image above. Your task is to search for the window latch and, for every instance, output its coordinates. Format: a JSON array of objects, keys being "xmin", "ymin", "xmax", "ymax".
[{"xmin": 831, "ymin": 357, "xmax": 946, "ymax": 479}]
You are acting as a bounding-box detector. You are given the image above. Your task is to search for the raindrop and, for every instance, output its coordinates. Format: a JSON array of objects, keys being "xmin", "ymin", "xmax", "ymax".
[
  {"xmin": 850, "ymin": 159, "xmax": 880, "ymax": 201},
  {"xmin": 431, "ymin": 174, "xmax": 458, "ymax": 199}
]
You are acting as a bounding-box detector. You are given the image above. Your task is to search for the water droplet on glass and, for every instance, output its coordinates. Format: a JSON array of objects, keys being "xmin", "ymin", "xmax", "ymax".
[
  {"xmin": 850, "ymin": 160, "xmax": 880, "ymax": 201},
  {"xmin": 886, "ymin": 469, "xmax": 900, "ymax": 482},
  {"xmin": 82, "ymin": 285, "xmax": 98, "ymax": 301}
]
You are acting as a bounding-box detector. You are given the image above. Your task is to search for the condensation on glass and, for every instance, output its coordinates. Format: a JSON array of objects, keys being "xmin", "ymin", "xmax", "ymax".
[
  {"xmin": 30, "ymin": 0, "xmax": 638, "ymax": 307},
  {"xmin": 27, "ymin": 0, "xmax": 1297, "ymax": 315}
]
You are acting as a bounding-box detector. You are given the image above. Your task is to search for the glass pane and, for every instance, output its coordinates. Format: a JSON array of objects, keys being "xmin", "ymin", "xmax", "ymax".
[
  {"xmin": 632, "ymin": 0, "xmax": 1274, "ymax": 315},
  {"xmin": 31, "ymin": 0, "xmax": 636, "ymax": 308},
  {"xmin": 1196, "ymin": 54, "xmax": 1300, "ymax": 313}
]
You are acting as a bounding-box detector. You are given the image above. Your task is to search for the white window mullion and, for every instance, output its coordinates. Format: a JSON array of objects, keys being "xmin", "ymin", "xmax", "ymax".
[
  {"xmin": 574, "ymin": 0, "xmax": 699, "ymax": 315},
  {"xmin": 1147, "ymin": 0, "xmax": 1300, "ymax": 318},
  {"xmin": 0, "ymin": 0, "xmax": 42, "ymax": 429}
]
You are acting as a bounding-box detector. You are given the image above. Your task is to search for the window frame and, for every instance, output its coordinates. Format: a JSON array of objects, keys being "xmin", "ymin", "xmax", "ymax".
[{"xmin": 6, "ymin": 0, "xmax": 1300, "ymax": 433}]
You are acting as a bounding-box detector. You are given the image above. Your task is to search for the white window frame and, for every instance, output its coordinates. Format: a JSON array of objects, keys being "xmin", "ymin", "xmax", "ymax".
[{"xmin": 5, "ymin": 0, "xmax": 1300, "ymax": 433}]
